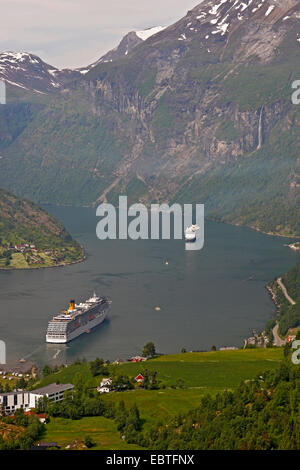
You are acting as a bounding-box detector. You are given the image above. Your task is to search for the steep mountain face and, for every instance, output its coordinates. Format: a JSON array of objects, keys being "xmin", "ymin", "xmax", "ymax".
[
  {"xmin": 0, "ymin": 52, "xmax": 81, "ymax": 94},
  {"xmin": 77, "ymin": 26, "xmax": 166, "ymax": 74},
  {"xmin": 0, "ymin": 0, "xmax": 299, "ymax": 236},
  {"xmin": 0, "ymin": 27, "xmax": 166, "ymax": 93}
]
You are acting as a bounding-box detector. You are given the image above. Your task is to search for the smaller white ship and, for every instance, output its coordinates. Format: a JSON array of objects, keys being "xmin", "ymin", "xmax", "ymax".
[{"xmin": 185, "ymin": 225, "xmax": 200, "ymax": 243}]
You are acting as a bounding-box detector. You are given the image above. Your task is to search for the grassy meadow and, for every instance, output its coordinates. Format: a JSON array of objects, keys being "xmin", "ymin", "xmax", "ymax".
[{"xmin": 32, "ymin": 348, "xmax": 284, "ymax": 447}]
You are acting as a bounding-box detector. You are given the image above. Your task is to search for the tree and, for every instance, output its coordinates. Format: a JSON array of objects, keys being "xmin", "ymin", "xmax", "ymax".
[
  {"xmin": 181, "ymin": 348, "xmax": 187, "ymax": 353},
  {"xmin": 0, "ymin": 403, "xmax": 5, "ymax": 417},
  {"xmin": 18, "ymin": 377, "xmax": 27, "ymax": 389},
  {"xmin": 84, "ymin": 398, "xmax": 104, "ymax": 417},
  {"xmin": 84, "ymin": 436, "xmax": 95, "ymax": 448},
  {"xmin": 73, "ymin": 372, "xmax": 85, "ymax": 394},
  {"xmin": 90, "ymin": 357, "xmax": 106, "ymax": 377},
  {"xmin": 283, "ymin": 342, "xmax": 292, "ymax": 358},
  {"xmin": 36, "ymin": 396, "xmax": 49, "ymax": 414},
  {"xmin": 111, "ymin": 375, "xmax": 133, "ymax": 392},
  {"xmin": 115, "ymin": 401, "xmax": 127, "ymax": 432},
  {"xmin": 42, "ymin": 364, "xmax": 52, "ymax": 377},
  {"xmin": 142, "ymin": 342, "xmax": 156, "ymax": 358},
  {"xmin": 14, "ymin": 408, "xmax": 28, "ymax": 426}
]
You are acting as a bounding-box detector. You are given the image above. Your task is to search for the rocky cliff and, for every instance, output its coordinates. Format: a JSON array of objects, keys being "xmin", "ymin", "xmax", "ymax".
[{"xmin": 0, "ymin": 0, "xmax": 299, "ymax": 236}]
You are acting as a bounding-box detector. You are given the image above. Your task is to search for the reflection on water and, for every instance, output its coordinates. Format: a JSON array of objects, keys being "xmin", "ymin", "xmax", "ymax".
[{"xmin": 0, "ymin": 205, "xmax": 298, "ymax": 366}]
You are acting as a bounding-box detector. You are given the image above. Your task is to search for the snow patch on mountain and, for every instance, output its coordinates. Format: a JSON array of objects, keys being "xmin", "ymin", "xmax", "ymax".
[{"xmin": 135, "ymin": 26, "xmax": 166, "ymax": 41}]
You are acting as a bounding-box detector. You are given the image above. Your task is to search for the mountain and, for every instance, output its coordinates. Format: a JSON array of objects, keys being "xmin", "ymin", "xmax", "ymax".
[
  {"xmin": 0, "ymin": 0, "xmax": 299, "ymax": 236},
  {"xmin": 0, "ymin": 52, "xmax": 81, "ymax": 94},
  {"xmin": 77, "ymin": 26, "xmax": 166, "ymax": 74},
  {"xmin": 0, "ymin": 27, "xmax": 166, "ymax": 93},
  {"xmin": 0, "ymin": 188, "xmax": 83, "ymax": 269}
]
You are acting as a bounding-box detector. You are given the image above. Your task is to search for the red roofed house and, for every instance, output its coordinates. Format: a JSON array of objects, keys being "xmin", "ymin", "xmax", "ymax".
[
  {"xmin": 135, "ymin": 374, "xmax": 144, "ymax": 383},
  {"xmin": 11, "ymin": 410, "xmax": 47, "ymax": 424},
  {"xmin": 130, "ymin": 356, "xmax": 147, "ymax": 363}
]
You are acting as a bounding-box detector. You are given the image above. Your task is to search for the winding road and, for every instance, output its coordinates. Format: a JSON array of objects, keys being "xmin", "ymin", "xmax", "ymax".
[
  {"xmin": 272, "ymin": 278, "xmax": 297, "ymax": 346},
  {"xmin": 277, "ymin": 278, "xmax": 296, "ymax": 305},
  {"xmin": 272, "ymin": 323, "xmax": 286, "ymax": 347}
]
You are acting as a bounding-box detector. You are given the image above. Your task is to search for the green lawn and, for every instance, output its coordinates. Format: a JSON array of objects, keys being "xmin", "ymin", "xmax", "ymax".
[
  {"xmin": 43, "ymin": 416, "xmax": 142, "ymax": 450},
  {"xmin": 35, "ymin": 349, "xmax": 283, "ymax": 391},
  {"xmin": 102, "ymin": 388, "xmax": 219, "ymax": 430},
  {"xmin": 9, "ymin": 253, "xmax": 28, "ymax": 269},
  {"xmin": 115, "ymin": 349, "xmax": 283, "ymax": 390},
  {"xmin": 101, "ymin": 349, "xmax": 284, "ymax": 428},
  {"xmin": 34, "ymin": 349, "xmax": 283, "ymax": 430}
]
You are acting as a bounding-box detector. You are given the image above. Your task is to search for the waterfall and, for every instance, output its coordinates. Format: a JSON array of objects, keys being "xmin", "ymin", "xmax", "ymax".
[{"xmin": 257, "ymin": 106, "xmax": 264, "ymax": 150}]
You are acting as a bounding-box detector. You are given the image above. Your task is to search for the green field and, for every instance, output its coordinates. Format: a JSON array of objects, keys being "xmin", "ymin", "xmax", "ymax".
[
  {"xmin": 34, "ymin": 349, "xmax": 283, "ymax": 390},
  {"xmin": 9, "ymin": 253, "xmax": 29, "ymax": 269},
  {"xmin": 102, "ymin": 349, "xmax": 283, "ymax": 429},
  {"xmin": 34, "ymin": 348, "xmax": 284, "ymax": 439},
  {"xmin": 43, "ymin": 416, "xmax": 142, "ymax": 450}
]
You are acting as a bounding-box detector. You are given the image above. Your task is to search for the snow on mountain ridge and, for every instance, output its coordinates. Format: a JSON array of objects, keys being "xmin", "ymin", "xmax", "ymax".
[
  {"xmin": 173, "ymin": 0, "xmax": 300, "ymax": 44},
  {"xmin": 135, "ymin": 26, "xmax": 166, "ymax": 41}
]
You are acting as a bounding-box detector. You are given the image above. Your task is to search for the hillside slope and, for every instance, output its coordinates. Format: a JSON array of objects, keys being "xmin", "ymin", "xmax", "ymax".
[
  {"xmin": 268, "ymin": 262, "xmax": 300, "ymax": 336},
  {"xmin": 0, "ymin": 0, "xmax": 299, "ymax": 236},
  {"xmin": 0, "ymin": 188, "xmax": 83, "ymax": 269}
]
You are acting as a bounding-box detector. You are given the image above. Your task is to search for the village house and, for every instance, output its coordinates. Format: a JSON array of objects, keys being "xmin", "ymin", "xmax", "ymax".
[
  {"xmin": 129, "ymin": 356, "xmax": 147, "ymax": 363},
  {"xmin": 11, "ymin": 410, "xmax": 47, "ymax": 424},
  {"xmin": 15, "ymin": 244, "xmax": 26, "ymax": 252},
  {"xmin": 135, "ymin": 374, "xmax": 144, "ymax": 384},
  {"xmin": 97, "ymin": 378, "xmax": 112, "ymax": 394}
]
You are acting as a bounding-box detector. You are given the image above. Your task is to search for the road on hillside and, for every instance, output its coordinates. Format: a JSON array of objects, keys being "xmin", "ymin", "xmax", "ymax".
[
  {"xmin": 277, "ymin": 278, "xmax": 296, "ymax": 305},
  {"xmin": 272, "ymin": 323, "xmax": 286, "ymax": 347}
]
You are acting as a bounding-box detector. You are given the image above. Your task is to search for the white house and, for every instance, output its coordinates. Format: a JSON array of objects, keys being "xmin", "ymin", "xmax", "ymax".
[
  {"xmin": 97, "ymin": 378, "xmax": 112, "ymax": 394},
  {"xmin": 98, "ymin": 387, "xmax": 110, "ymax": 394},
  {"xmin": 100, "ymin": 378, "xmax": 112, "ymax": 387}
]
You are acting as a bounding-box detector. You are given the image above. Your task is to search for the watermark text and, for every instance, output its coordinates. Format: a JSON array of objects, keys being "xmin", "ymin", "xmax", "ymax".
[
  {"xmin": 0, "ymin": 340, "xmax": 6, "ymax": 364},
  {"xmin": 96, "ymin": 196, "xmax": 204, "ymax": 251}
]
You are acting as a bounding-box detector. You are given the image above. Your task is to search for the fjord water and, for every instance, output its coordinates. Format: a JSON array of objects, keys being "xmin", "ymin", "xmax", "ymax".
[{"xmin": 0, "ymin": 205, "xmax": 299, "ymax": 366}]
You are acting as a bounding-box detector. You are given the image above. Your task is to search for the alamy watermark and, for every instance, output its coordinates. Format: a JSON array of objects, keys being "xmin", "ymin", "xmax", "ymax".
[
  {"xmin": 292, "ymin": 80, "xmax": 300, "ymax": 105},
  {"xmin": 292, "ymin": 340, "xmax": 300, "ymax": 365},
  {"xmin": 96, "ymin": 196, "xmax": 204, "ymax": 251},
  {"xmin": 0, "ymin": 79, "xmax": 6, "ymax": 105},
  {"xmin": 0, "ymin": 340, "xmax": 6, "ymax": 364}
]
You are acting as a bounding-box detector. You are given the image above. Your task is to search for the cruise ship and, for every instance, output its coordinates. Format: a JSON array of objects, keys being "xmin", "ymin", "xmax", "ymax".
[{"xmin": 46, "ymin": 293, "xmax": 109, "ymax": 344}]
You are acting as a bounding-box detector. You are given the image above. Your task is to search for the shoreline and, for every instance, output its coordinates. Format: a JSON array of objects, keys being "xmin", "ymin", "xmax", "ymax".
[
  {"xmin": 223, "ymin": 220, "xmax": 300, "ymax": 241},
  {"xmin": 0, "ymin": 247, "xmax": 86, "ymax": 272},
  {"xmin": 42, "ymin": 203, "xmax": 300, "ymax": 240}
]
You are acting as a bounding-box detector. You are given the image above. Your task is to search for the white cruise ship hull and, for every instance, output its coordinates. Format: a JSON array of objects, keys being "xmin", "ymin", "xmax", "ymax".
[{"xmin": 46, "ymin": 310, "xmax": 108, "ymax": 344}]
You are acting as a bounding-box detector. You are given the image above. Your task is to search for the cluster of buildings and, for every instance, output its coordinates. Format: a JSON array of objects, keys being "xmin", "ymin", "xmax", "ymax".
[
  {"xmin": 0, "ymin": 383, "xmax": 74, "ymax": 415},
  {"xmin": 112, "ymin": 356, "xmax": 147, "ymax": 364},
  {"xmin": 14, "ymin": 244, "xmax": 37, "ymax": 253},
  {"xmin": 97, "ymin": 374, "xmax": 145, "ymax": 394},
  {"xmin": 11, "ymin": 244, "xmax": 66, "ymax": 265},
  {"xmin": 244, "ymin": 332, "xmax": 270, "ymax": 348}
]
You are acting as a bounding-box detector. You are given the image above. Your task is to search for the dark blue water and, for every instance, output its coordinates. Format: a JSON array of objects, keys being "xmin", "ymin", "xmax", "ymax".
[{"xmin": 0, "ymin": 205, "xmax": 299, "ymax": 366}]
